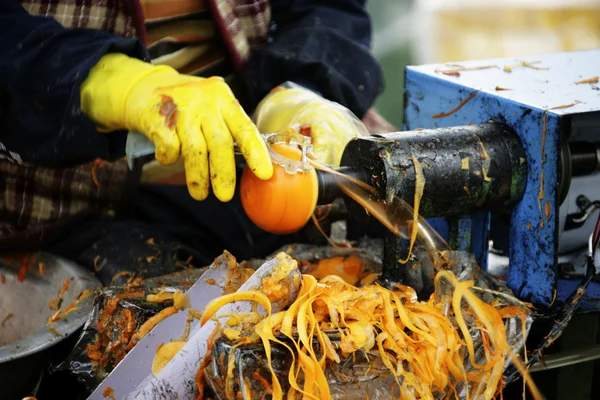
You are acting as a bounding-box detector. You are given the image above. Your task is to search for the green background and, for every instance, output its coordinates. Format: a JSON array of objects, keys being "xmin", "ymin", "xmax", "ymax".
[{"xmin": 367, "ymin": 0, "xmax": 414, "ymax": 129}]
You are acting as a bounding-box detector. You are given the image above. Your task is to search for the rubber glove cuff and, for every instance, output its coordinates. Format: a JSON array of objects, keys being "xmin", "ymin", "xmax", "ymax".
[{"xmin": 80, "ymin": 53, "xmax": 177, "ymax": 132}]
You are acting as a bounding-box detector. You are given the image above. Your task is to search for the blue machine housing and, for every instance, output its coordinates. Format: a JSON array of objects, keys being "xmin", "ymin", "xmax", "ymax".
[{"xmin": 403, "ymin": 50, "xmax": 600, "ymax": 311}]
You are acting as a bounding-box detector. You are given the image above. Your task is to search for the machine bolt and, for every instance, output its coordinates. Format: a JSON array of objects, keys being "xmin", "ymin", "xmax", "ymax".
[{"xmin": 577, "ymin": 195, "xmax": 591, "ymax": 209}]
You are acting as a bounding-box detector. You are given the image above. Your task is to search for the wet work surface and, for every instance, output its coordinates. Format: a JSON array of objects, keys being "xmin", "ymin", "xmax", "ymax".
[{"xmin": 25, "ymin": 239, "xmax": 538, "ymax": 400}]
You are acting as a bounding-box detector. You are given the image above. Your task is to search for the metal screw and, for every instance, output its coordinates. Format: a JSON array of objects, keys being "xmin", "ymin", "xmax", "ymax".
[{"xmin": 577, "ymin": 195, "xmax": 590, "ymax": 209}]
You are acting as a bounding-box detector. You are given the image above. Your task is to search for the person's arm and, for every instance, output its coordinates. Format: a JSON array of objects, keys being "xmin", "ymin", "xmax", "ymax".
[
  {"xmin": 243, "ymin": 0, "xmax": 384, "ymax": 119},
  {"xmin": 0, "ymin": 1, "xmax": 148, "ymax": 167}
]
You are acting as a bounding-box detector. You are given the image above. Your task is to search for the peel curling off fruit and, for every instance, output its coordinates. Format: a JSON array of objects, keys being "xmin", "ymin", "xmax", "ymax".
[
  {"xmin": 240, "ymin": 143, "xmax": 318, "ymax": 235},
  {"xmin": 207, "ymin": 272, "xmax": 540, "ymax": 400}
]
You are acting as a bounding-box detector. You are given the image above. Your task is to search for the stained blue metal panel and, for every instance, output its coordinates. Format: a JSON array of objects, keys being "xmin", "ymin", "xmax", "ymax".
[
  {"xmin": 405, "ymin": 50, "xmax": 600, "ymax": 116},
  {"xmin": 456, "ymin": 218, "xmax": 472, "ymax": 252},
  {"xmin": 427, "ymin": 217, "xmax": 449, "ymax": 242},
  {"xmin": 400, "ymin": 50, "xmax": 600, "ymax": 306},
  {"xmin": 557, "ymin": 279, "xmax": 600, "ymax": 311}
]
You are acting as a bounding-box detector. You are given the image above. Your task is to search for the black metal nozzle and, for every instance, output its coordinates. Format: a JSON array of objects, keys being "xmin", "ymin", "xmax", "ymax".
[
  {"xmin": 340, "ymin": 123, "xmax": 528, "ymax": 218},
  {"xmin": 316, "ymin": 167, "xmax": 369, "ymax": 205}
]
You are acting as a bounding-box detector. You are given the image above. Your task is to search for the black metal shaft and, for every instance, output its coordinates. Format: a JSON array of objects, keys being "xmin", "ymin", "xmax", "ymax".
[
  {"xmin": 316, "ymin": 167, "xmax": 368, "ymax": 205},
  {"xmin": 570, "ymin": 142, "xmax": 600, "ymax": 177},
  {"xmin": 338, "ymin": 123, "xmax": 528, "ymax": 218}
]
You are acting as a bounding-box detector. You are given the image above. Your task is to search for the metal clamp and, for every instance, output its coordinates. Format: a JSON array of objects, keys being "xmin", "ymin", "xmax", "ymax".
[
  {"xmin": 565, "ymin": 195, "xmax": 600, "ymax": 230},
  {"xmin": 261, "ymin": 131, "xmax": 316, "ymax": 174}
]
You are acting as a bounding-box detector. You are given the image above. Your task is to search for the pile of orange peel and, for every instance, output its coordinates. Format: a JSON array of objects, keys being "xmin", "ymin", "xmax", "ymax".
[{"xmin": 200, "ymin": 268, "xmax": 542, "ymax": 400}]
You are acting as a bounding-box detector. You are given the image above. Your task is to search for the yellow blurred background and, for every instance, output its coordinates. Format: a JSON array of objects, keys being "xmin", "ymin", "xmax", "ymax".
[{"xmin": 367, "ymin": 0, "xmax": 600, "ymax": 127}]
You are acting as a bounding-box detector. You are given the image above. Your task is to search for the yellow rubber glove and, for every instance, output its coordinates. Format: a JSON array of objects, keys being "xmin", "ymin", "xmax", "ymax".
[
  {"xmin": 80, "ymin": 53, "xmax": 272, "ymax": 202},
  {"xmin": 253, "ymin": 83, "xmax": 368, "ymax": 167}
]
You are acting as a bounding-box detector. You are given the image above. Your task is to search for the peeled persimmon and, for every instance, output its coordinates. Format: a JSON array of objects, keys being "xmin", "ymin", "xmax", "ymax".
[{"xmin": 240, "ymin": 143, "xmax": 318, "ymax": 235}]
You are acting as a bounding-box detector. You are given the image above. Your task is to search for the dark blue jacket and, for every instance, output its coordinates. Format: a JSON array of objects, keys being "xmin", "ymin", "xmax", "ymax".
[{"xmin": 0, "ymin": 0, "xmax": 384, "ymax": 168}]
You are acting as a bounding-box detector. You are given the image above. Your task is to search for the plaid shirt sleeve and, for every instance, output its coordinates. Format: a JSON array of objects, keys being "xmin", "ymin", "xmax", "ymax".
[{"xmin": 0, "ymin": 0, "xmax": 148, "ymax": 169}]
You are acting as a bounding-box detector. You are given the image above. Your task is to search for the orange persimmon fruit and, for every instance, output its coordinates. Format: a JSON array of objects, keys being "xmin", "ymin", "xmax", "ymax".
[{"xmin": 240, "ymin": 143, "xmax": 318, "ymax": 235}]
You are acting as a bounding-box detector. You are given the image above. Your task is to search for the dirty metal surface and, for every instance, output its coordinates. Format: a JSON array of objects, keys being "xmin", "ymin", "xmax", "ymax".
[
  {"xmin": 403, "ymin": 50, "xmax": 600, "ymax": 308},
  {"xmin": 407, "ymin": 50, "xmax": 600, "ymax": 116},
  {"xmin": 342, "ymin": 123, "xmax": 527, "ymax": 218},
  {"xmin": 0, "ymin": 253, "xmax": 101, "ymax": 399},
  {"xmin": 0, "ymin": 253, "xmax": 100, "ymax": 360}
]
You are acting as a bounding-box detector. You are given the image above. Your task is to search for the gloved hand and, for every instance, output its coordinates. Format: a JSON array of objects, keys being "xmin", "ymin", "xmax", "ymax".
[
  {"xmin": 253, "ymin": 82, "xmax": 368, "ymax": 167},
  {"xmin": 80, "ymin": 53, "xmax": 272, "ymax": 202}
]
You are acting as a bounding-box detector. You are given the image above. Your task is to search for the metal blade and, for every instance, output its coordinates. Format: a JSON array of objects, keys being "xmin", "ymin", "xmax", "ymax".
[
  {"xmin": 125, "ymin": 131, "xmax": 156, "ymax": 170},
  {"xmin": 125, "ymin": 131, "xmax": 247, "ymax": 185},
  {"xmin": 88, "ymin": 253, "xmax": 301, "ymax": 400},
  {"xmin": 88, "ymin": 253, "xmax": 234, "ymax": 399},
  {"xmin": 123, "ymin": 254, "xmax": 300, "ymax": 400}
]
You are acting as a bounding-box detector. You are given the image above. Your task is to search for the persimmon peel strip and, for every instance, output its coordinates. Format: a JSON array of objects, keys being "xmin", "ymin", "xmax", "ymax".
[
  {"xmin": 400, "ymin": 155, "xmax": 425, "ymax": 263},
  {"xmin": 202, "ymin": 271, "xmax": 540, "ymax": 400}
]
